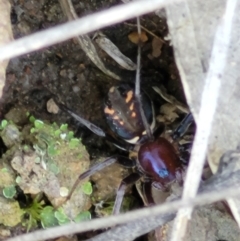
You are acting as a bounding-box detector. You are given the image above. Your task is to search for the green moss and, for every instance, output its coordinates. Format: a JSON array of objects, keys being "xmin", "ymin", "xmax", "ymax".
[
  {"xmin": 54, "ymin": 207, "xmax": 70, "ymax": 224},
  {"xmin": 60, "ymin": 124, "xmax": 68, "ymax": 131},
  {"xmin": 29, "ymin": 116, "xmax": 36, "ymax": 123},
  {"xmin": 82, "ymin": 182, "xmax": 93, "ymax": 195},
  {"xmin": 47, "ymin": 144, "xmax": 59, "ymax": 156},
  {"xmin": 34, "ymin": 120, "xmax": 44, "ymax": 129},
  {"xmin": 54, "ymin": 129, "xmax": 61, "ymax": 137},
  {"xmin": 74, "ymin": 211, "xmax": 91, "ymax": 222},
  {"xmin": 0, "ymin": 197, "xmax": 23, "ymax": 227},
  {"xmin": 3, "ymin": 185, "xmax": 16, "ymax": 199},
  {"xmin": 69, "ymin": 138, "xmax": 80, "ymax": 149},
  {"xmin": 1, "ymin": 120, "xmax": 8, "ymax": 129},
  {"xmin": 1, "ymin": 168, "xmax": 8, "ymax": 173},
  {"xmin": 1, "ymin": 113, "xmax": 90, "ymax": 230},
  {"xmin": 23, "ymin": 195, "xmax": 44, "ymax": 231},
  {"xmin": 40, "ymin": 206, "xmax": 58, "ymax": 228}
]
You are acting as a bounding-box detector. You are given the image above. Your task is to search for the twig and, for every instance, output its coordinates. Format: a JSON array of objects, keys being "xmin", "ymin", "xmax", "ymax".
[
  {"xmin": 171, "ymin": 0, "xmax": 238, "ymax": 240},
  {"xmin": 6, "ymin": 180, "xmax": 240, "ymax": 241},
  {"xmin": 0, "ymin": 0, "xmax": 181, "ymax": 62},
  {"xmin": 124, "ymin": 22, "xmax": 165, "ymax": 43},
  {"xmin": 86, "ymin": 213, "xmax": 175, "ymax": 241},
  {"xmin": 0, "ymin": 0, "xmax": 12, "ymax": 97},
  {"xmin": 59, "ymin": 0, "xmax": 121, "ymax": 80}
]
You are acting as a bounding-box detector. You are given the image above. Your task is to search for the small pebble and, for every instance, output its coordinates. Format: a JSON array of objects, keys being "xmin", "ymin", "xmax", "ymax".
[
  {"xmin": 46, "ymin": 98, "xmax": 59, "ymax": 114},
  {"xmin": 60, "ymin": 187, "xmax": 69, "ymax": 197},
  {"xmin": 72, "ymin": 85, "xmax": 80, "ymax": 93}
]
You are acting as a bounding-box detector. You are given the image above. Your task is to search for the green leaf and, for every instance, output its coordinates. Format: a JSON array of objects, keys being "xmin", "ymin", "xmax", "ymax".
[
  {"xmin": 16, "ymin": 176, "xmax": 22, "ymax": 184},
  {"xmin": 82, "ymin": 182, "xmax": 93, "ymax": 195},
  {"xmin": 34, "ymin": 156, "xmax": 41, "ymax": 163},
  {"xmin": 47, "ymin": 144, "xmax": 58, "ymax": 156},
  {"xmin": 48, "ymin": 162, "xmax": 59, "ymax": 175},
  {"xmin": 29, "ymin": 116, "xmax": 36, "ymax": 123},
  {"xmin": 60, "ymin": 124, "xmax": 68, "ymax": 131},
  {"xmin": 23, "ymin": 145, "xmax": 30, "ymax": 152},
  {"xmin": 3, "ymin": 185, "xmax": 16, "ymax": 199},
  {"xmin": 54, "ymin": 208, "xmax": 70, "ymax": 223},
  {"xmin": 30, "ymin": 128, "xmax": 35, "ymax": 133},
  {"xmin": 58, "ymin": 219, "xmax": 70, "ymax": 225},
  {"xmin": 1, "ymin": 120, "xmax": 8, "ymax": 129},
  {"xmin": 54, "ymin": 129, "xmax": 61, "ymax": 137},
  {"xmin": 67, "ymin": 131, "xmax": 74, "ymax": 140},
  {"xmin": 40, "ymin": 206, "xmax": 58, "ymax": 228},
  {"xmin": 34, "ymin": 120, "xmax": 44, "ymax": 129},
  {"xmin": 74, "ymin": 211, "xmax": 91, "ymax": 222},
  {"xmin": 69, "ymin": 138, "xmax": 80, "ymax": 149},
  {"xmin": 1, "ymin": 167, "xmax": 8, "ymax": 173}
]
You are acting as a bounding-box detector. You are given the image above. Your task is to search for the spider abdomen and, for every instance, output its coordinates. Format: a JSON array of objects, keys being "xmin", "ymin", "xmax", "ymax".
[{"xmin": 104, "ymin": 83, "xmax": 155, "ymax": 144}]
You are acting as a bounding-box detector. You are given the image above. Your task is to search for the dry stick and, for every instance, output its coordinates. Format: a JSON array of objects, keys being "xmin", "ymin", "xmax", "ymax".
[
  {"xmin": 124, "ymin": 22, "xmax": 165, "ymax": 43},
  {"xmin": 6, "ymin": 176, "xmax": 240, "ymax": 241},
  {"xmin": 170, "ymin": 0, "xmax": 238, "ymax": 240},
  {"xmin": 0, "ymin": 0, "xmax": 181, "ymax": 62},
  {"xmin": 59, "ymin": 0, "xmax": 121, "ymax": 80},
  {"xmin": 86, "ymin": 213, "xmax": 175, "ymax": 241},
  {"xmin": 135, "ymin": 17, "xmax": 153, "ymax": 140},
  {"xmin": 0, "ymin": 0, "xmax": 12, "ymax": 98}
]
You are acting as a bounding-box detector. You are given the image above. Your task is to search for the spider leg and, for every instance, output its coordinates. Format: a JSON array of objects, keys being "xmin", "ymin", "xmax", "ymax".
[
  {"xmin": 112, "ymin": 173, "xmax": 141, "ymax": 215},
  {"xmin": 179, "ymin": 142, "xmax": 192, "ymax": 164},
  {"xmin": 67, "ymin": 155, "xmax": 135, "ymax": 201},
  {"xmin": 57, "ymin": 101, "xmax": 106, "ymax": 137},
  {"xmin": 67, "ymin": 156, "xmax": 117, "ymax": 201},
  {"xmin": 172, "ymin": 113, "xmax": 194, "ymax": 140},
  {"xmin": 153, "ymin": 122, "xmax": 165, "ymax": 139},
  {"xmin": 142, "ymin": 182, "xmax": 155, "ymax": 205}
]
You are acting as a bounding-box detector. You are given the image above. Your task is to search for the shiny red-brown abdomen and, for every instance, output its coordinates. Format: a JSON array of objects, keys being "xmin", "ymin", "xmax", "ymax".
[{"xmin": 138, "ymin": 137, "xmax": 182, "ymax": 186}]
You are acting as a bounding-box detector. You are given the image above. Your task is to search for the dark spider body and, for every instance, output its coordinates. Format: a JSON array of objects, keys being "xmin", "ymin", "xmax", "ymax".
[
  {"xmin": 60, "ymin": 82, "xmax": 193, "ymax": 214},
  {"xmin": 104, "ymin": 83, "xmax": 184, "ymax": 188},
  {"xmin": 138, "ymin": 137, "xmax": 182, "ymax": 187},
  {"xmin": 104, "ymin": 83, "xmax": 155, "ymax": 144}
]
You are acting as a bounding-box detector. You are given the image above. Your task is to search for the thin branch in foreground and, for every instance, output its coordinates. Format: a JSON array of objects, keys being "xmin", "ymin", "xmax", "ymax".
[
  {"xmin": 86, "ymin": 213, "xmax": 175, "ymax": 241},
  {"xmin": 6, "ymin": 184, "xmax": 240, "ymax": 241},
  {"xmin": 124, "ymin": 22, "xmax": 165, "ymax": 43},
  {"xmin": 0, "ymin": 0, "xmax": 180, "ymax": 62},
  {"xmin": 171, "ymin": 0, "xmax": 238, "ymax": 240},
  {"xmin": 59, "ymin": 0, "xmax": 121, "ymax": 80}
]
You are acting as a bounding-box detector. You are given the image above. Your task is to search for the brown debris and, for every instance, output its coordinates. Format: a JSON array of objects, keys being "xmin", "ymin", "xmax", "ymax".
[{"xmin": 128, "ymin": 31, "xmax": 148, "ymax": 44}]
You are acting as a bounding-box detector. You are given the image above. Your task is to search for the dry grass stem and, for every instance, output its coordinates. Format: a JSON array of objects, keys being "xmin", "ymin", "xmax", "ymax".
[{"xmin": 171, "ymin": 0, "xmax": 238, "ymax": 240}]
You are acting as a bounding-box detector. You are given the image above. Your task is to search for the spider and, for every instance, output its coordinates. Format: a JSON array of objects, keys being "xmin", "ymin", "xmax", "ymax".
[{"xmin": 57, "ymin": 81, "xmax": 193, "ymax": 215}]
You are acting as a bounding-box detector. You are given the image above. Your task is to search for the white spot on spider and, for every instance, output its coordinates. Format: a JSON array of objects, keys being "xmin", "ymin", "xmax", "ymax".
[{"xmin": 125, "ymin": 136, "xmax": 139, "ymax": 144}]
